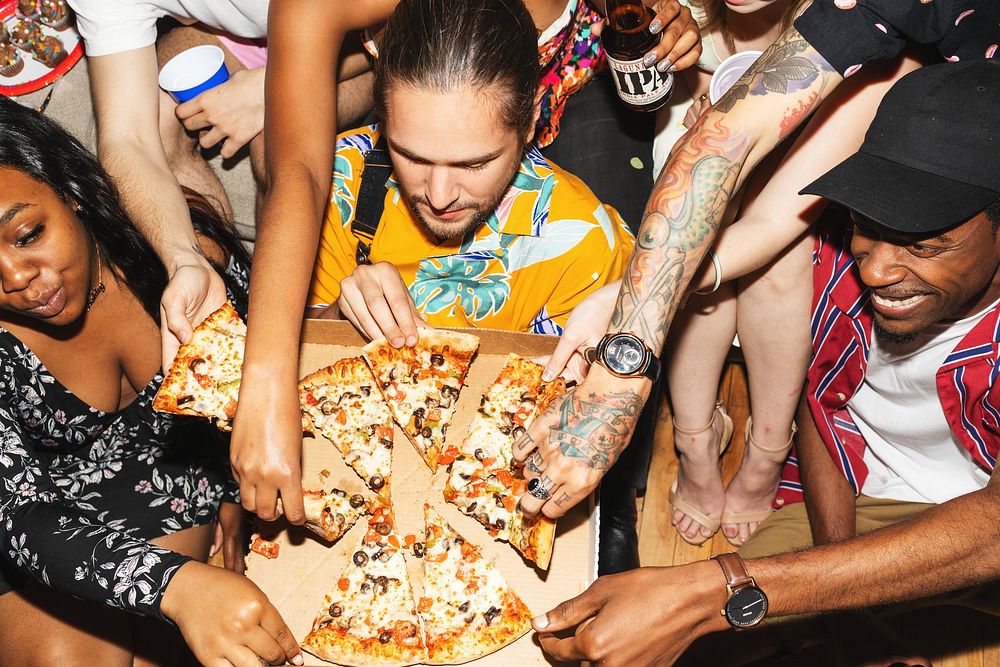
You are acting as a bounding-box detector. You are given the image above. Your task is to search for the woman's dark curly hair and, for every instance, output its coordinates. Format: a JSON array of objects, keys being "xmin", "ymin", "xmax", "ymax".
[{"xmin": 0, "ymin": 96, "xmax": 250, "ymax": 323}]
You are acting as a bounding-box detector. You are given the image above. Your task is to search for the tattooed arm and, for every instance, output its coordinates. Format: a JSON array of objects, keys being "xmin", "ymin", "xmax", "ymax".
[{"xmin": 514, "ymin": 26, "xmax": 843, "ymax": 518}]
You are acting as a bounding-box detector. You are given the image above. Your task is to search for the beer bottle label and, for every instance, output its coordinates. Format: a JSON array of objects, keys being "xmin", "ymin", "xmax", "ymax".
[{"xmin": 606, "ymin": 54, "xmax": 673, "ymax": 107}]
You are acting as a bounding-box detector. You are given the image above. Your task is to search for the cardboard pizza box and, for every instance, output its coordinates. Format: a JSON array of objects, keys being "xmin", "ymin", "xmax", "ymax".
[{"xmin": 247, "ymin": 320, "xmax": 598, "ymax": 667}]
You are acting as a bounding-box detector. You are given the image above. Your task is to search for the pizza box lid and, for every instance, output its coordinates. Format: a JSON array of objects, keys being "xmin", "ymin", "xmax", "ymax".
[{"xmin": 247, "ymin": 319, "xmax": 598, "ymax": 667}]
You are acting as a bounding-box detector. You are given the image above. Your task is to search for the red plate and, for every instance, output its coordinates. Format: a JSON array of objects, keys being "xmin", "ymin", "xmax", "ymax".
[{"xmin": 1, "ymin": 0, "xmax": 83, "ymax": 97}]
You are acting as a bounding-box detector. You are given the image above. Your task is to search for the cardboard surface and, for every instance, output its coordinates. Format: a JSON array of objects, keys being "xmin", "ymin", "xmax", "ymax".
[{"xmin": 247, "ymin": 320, "xmax": 594, "ymax": 666}]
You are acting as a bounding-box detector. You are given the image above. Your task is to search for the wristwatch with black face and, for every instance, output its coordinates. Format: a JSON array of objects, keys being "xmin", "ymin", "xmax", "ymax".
[
  {"xmin": 585, "ymin": 332, "xmax": 660, "ymax": 382},
  {"xmin": 714, "ymin": 553, "xmax": 768, "ymax": 629}
]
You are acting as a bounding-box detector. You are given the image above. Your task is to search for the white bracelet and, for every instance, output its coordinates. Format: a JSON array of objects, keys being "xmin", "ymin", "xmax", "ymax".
[{"xmin": 694, "ymin": 250, "xmax": 722, "ymax": 295}]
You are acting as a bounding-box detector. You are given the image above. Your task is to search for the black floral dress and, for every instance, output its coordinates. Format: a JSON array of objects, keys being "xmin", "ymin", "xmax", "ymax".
[{"xmin": 0, "ymin": 257, "xmax": 246, "ymax": 622}]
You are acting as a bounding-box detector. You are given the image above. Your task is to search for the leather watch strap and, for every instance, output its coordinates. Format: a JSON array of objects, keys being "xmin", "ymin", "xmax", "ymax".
[{"xmin": 714, "ymin": 552, "xmax": 753, "ymax": 591}]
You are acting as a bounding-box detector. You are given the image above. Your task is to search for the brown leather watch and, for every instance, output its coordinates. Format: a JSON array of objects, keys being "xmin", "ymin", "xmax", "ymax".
[{"xmin": 713, "ymin": 553, "xmax": 768, "ymax": 629}]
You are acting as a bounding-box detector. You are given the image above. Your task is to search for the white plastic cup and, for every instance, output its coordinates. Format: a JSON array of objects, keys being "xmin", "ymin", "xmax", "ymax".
[
  {"xmin": 158, "ymin": 45, "xmax": 230, "ymax": 103},
  {"xmin": 709, "ymin": 50, "xmax": 763, "ymax": 105}
]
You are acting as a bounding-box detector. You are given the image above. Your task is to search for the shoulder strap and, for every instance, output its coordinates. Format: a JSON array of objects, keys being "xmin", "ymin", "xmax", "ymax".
[{"xmin": 352, "ymin": 135, "xmax": 392, "ymax": 265}]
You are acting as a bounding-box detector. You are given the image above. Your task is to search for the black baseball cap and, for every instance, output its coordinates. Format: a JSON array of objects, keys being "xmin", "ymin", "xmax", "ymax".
[{"xmin": 801, "ymin": 60, "xmax": 1000, "ymax": 234}]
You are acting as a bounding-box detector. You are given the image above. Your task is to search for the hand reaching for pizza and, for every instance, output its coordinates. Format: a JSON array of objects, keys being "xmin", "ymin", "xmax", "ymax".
[
  {"xmin": 230, "ymin": 373, "xmax": 307, "ymax": 524},
  {"xmin": 533, "ymin": 562, "xmax": 728, "ymax": 665},
  {"xmin": 512, "ymin": 364, "xmax": 650, "ymax": 519},
  {"xmin": 212, "ymin": 501, "xmax": 248, "ymax": 575},
  {"xmin": 337, "ymin": 261, "xmax": 429, "ymax": 346},
  {"xmin": 161, "ymin": 561, "xmax": 304, "ymax": 666},
  {"xmin": 540, "ymin": 280, "xmax": 621, "ymax": 384},
  {"xmin": 159, "ymin": 250, "xmax": 229, "ymax": 371}
]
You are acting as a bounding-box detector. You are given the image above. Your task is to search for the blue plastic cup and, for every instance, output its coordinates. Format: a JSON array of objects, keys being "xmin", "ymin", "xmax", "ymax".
[{"xmin": 158, "ymin": 45, "xmax": 230, "ymax": 103}]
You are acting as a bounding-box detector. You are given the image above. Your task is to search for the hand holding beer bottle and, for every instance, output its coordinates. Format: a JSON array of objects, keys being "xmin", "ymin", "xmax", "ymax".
[{"xmin": 600, "ymin": 0, "xmax": 701, "ymax": 111}]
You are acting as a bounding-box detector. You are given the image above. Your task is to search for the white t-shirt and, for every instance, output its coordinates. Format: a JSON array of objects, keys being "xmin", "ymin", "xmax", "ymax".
[
  {"xmin": 846, "ymin": 303, "xmax": 997, "ymax": 504},
  {"xmin": 67, "ymin": 0, "xmax": 269, "ymax": 57}
]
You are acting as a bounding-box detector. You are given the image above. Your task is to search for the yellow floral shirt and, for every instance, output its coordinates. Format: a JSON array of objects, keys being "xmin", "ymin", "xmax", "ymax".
[{"xmin": 309, "ymin": 125, "xmax": 635, "ymax": 334}]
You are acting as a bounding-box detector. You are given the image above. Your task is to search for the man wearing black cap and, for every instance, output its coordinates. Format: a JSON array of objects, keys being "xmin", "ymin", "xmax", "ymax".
[{"xmin": 529, "ymin": 60, "xmax": 1000, "ymax": 666}]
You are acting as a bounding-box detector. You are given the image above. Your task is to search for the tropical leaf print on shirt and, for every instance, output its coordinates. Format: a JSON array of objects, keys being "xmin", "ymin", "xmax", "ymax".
[{"xmin": 410, "ymin": 256, "xmax": 511, "ymax": 320}]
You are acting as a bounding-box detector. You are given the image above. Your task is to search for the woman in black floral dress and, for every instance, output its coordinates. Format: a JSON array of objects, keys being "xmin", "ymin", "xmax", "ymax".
[{"xmin": 0, "ymin": 99, "xmax": 302, "ymax": 667}]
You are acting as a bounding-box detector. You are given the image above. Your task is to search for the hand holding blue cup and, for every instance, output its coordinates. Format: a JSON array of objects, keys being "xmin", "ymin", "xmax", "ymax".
[{"xmin": 158, "ymin": 44, "xmax": 229, "ymax": 103}]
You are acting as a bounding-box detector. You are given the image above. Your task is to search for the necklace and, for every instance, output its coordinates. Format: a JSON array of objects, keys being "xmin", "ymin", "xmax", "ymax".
[{"xmin": 86, "ymin": 259, "xmax": 105, "ymax": 312}]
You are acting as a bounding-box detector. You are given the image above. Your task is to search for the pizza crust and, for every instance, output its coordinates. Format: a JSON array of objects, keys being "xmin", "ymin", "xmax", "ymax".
[{"xmin": 302, "ymin": 629, "xmax": 426, "ymax": 667}]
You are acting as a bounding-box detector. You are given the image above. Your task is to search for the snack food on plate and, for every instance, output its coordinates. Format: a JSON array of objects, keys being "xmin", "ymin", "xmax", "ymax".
[
  {"xmin": 37, "ymin": 0, "xmax": 72, "ymax": 30},
  {"xmin": 302, "ymin": 502, "xmax": 427, "ymax": 666},
  {"xmin": 443, "ymin": 355, "xmax": 564, "ymax": 569},
  {"xmin": 0, "ymin": 43, "xmax": 24, "ymax": 78},
  {"xmin": 363, "ymin": 329, "xmax": 479, "ymax": 472},
  {"xmin": 419, "ymin": 505, "xmax": 533, "ymax": 664},
  {"xmin": 152, "ymin": 301, "xmax": 246, "ymax": 431}
]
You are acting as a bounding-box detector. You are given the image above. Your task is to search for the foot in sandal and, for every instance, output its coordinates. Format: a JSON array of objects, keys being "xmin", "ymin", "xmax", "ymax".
[
  {"xmin": 669, "ymin": 401, "xmax": 734, "ymax": 545},
  {"xmin": 720, "ymin": 416, "xmax": 796, "ymax": 547}
]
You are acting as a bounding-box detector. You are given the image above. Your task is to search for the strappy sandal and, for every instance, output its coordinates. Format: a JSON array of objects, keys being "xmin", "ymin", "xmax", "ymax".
[
  {"xmin": 720, "ymin": 415, "xmax": 797, "ymax": 547},
  {"xmin": 668, "ymin": 401, "xmax": 734, "ymax": 546}
]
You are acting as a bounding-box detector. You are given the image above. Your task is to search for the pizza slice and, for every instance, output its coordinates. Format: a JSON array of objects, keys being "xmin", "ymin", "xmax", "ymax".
[
  {"xmin": 302, "ymin": 501, "xmax": 428, "ymax": 666},
  {"xmin": 442, "ymin": 355, "xmax": 564, "ymax": 570},
  {"xmin": 363, "ymin": 329, "xmax": 479, "ymax": 472},
  {"xmin": 418, "ymin": 505, "xmax": 532, "ymax": 664},
  {"xmin": 301, "ymin": 488, "xmax": 371, "ymax": 543},
  {"xmin": 300, "ymin": 358, "xmax": 394, "ymax": 495},
  {"xmin": 152, "ymin": 301, "xmax": 246, "ymax": 431}
]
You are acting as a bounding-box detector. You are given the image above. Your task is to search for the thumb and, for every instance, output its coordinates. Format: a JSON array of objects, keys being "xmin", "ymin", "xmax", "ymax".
[
  {"xmin": 209, "ymin": 521, "xmax": 224, "ymax": 558},
  {"xmin": 534, "ymin": 586, "xmax": 605, "ymax": 633},
  {"xmin": 160, "ymin": 306, "xmax": 184, "ymax": 371},
  {"xmin": 543, "ymin": 333, "xmax": 584, "ymax": 382}
]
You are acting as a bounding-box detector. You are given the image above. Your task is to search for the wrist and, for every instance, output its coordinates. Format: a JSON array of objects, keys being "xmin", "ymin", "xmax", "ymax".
[
  {"xmin": 160, "ymin": 560, "xmax": 204, "ymax": 623},
  {"xmin": 165, "ymin": 244, "xmax": 210, "ymax": 275},
  {"xmin": 684, "ymin": 560, "xmax": 733, "ymax": 635},
  {"xmin": 584, "ymin": 357, "xmax": 654, "ymax": 396}
]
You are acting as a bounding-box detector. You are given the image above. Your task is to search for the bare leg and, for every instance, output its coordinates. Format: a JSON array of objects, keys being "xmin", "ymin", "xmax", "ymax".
[
  {"xmin": 722, "ymin": 232, "xmax": 813, "ymax": 546},
  {"xmin": 0, "ymin": 524, "xmax": 213, "ymax": 667},
  {"xmin": 663, "ymin": 284, "xmax": 738, "ymax": 543}
]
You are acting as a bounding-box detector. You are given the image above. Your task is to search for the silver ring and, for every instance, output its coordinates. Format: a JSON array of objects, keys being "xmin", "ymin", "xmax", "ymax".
[
  {"xmin": 527, "ymin": 476, "xmax": 552, "ymax": 501},
  {"xmin": 525, "ymin": 452, "xmax": 545, "ymax": 475}
]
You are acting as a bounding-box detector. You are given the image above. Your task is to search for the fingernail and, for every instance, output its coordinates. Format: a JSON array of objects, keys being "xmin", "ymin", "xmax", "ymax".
[
  {"xmin": 390, "ymin": 336, "xmax": 404, "ymax": 348},
  {"xmin": 406, "ymin": 335, "xmax": 418, "ymax": 347},
  {"xmin": 292, "ymin": 654, "xmax": 304, "ymax": 665},
  {"xmin": 656, "ymin": 59, "xmax": 672, "ymax": 73},
  {"xmin": 649, "ymin": 18, "xmax": 662, "ymax": 33},
  {"xmin": 642, "ymin": 52, "xmax": 658, "ymax": 67},
  {"xmin": 542, "ymin": 370, "xmax": 555, "ymax": 382},
  {"xmin": 669, "ymin": 64, "xmax": 678, "ymax": 73},
  {"xmin": 534, "ymin": 614, "xmax": 550, "ymax": 629}
]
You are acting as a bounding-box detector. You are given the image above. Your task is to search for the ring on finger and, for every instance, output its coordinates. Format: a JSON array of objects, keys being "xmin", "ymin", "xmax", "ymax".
[
  {"xmin": 525, "ymin": 452, "xmax": 545, "ymax": 475},
  {"xmin": 527, "ymin": 476, "xmax": 553, "ymax": 501}
]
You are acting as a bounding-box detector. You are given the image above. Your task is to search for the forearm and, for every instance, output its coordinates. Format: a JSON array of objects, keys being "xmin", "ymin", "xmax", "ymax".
[
  {"xmin": 795, "ymin": 395, "xmax": 855, "ymax": 544},
  {"xmin": 245, "ymin": 163, "xmax": 327, "ymax": 379},
  {"xmin": 609, "ymin": 27, "xmax": 840, "ymax": 351},
  {"xmin": 752, "ymin": 481, "xmax": 1000, "ymax": 616},
  {"xmin": 98, "ymin": 136, "xmax": 201, "ymax": 269}
]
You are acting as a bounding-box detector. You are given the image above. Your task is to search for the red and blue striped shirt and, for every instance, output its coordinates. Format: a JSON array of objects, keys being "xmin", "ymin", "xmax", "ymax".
[{"xmin": 775, "ymin": 224, "xmax": 1000, "ymax": 507}]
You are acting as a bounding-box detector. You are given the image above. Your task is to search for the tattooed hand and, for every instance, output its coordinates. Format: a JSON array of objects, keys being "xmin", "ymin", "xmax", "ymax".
[{"xmin": 513, "ymin": 366, "xmax": 651, "ymax": 518}]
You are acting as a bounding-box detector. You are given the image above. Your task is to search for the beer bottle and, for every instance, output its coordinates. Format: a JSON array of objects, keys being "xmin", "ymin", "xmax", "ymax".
[{"xmin": 602, "ymin": 0, "xmax": 673, "ymax": 112}]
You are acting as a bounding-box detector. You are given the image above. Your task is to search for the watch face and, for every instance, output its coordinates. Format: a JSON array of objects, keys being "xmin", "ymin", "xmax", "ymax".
[
  {"xmin": 604, "ymin": 335, "xmax": 646, "ymax": 375},
  {"xmin": 725, "ymin": 586, "xmax": 768, "ymax": 628}
]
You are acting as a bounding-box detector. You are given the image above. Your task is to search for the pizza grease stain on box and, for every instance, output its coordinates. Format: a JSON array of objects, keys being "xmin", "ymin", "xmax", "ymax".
[{"xmin": 246, "ymin": 320, "xmax": 594, "ymax": 666}]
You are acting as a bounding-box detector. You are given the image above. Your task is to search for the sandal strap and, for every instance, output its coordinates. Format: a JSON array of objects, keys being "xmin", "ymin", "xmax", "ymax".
[
  {"xmin": 673, "ymin": 401, "xmax": 727, "ymax": 437},
  {"xmin": 744, "ymin": 415, "xmax": 797, "ymax": 454}
]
